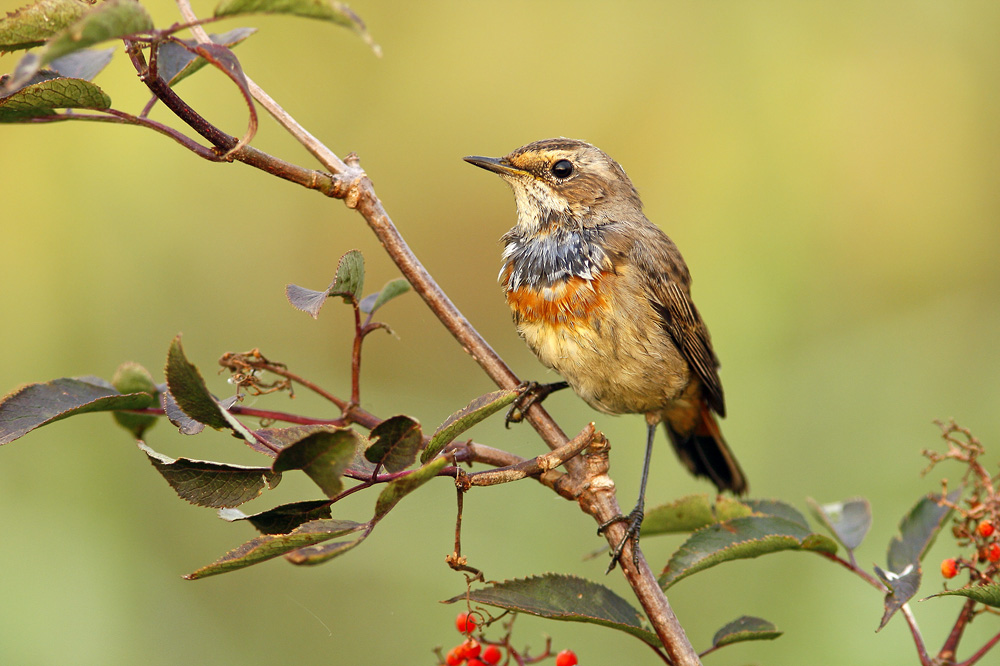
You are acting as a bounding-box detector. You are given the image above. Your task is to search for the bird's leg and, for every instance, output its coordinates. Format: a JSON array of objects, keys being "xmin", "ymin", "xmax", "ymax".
[
  {"xmin": 504, "ymin": 380, "xmax": 569, "ymax": 428},
  {"xmin": 598, "ymin": 421, "xmax": 656, "ymax": 573}
]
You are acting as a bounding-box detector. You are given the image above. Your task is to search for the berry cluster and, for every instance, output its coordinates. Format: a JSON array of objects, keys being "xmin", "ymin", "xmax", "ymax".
[
  {"xmin": 940, "ymin": 520, "xmax": 1000, "ymax": 581},
  {"xmin": 440, "ymin": 612, "xmax": 578, "ymax": 665}
]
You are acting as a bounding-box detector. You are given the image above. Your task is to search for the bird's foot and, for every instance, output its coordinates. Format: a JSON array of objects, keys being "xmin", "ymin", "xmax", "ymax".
[
  {"xmin": 504, "ymin": 380, "xmax": 569, "ymax": 427},
  {"xmin": 597, "ymin": 507, "xmax": 644, "ymax": 573}
]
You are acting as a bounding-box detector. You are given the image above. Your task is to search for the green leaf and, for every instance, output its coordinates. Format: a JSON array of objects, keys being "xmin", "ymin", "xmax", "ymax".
[
  {"xmin": 272, "ymin": 428, "xmax": 361, "ymax": 498},
  {"xmin": 712, "ymin": 616, "xmax": 782, "ymax": 648},
  {"xmin": 359, "ymin": 277, "xmax": 410, "ymax": 315},
  {"xmin": 926, "ymin": 583, "xmax": 1000, "ymax": 609},
  {"xmin": 641, "ymin": 494, "xmax": 753, "ymax": 536},
  {"xmin": 285, "ymin": 249, "xmax": 365, "ymax": 317},
  {"xmin": 111, "ymin": 361, "xmax": 159, "ymax": 438},
  {"xmin": 160, "ymin": 389, "xmax": 204, "ymax": 435},
  {"xmin": 659, "ymin": 515, "xmax": 837, "ymax": 589},
  {"xmin": 887, "ymin": 490, "xmax": 960, "ymax": 574},
  {"xmin": 256, "ymin": 424, "xmax": 375, "ymax": 472},
  {"xmin": 873, "ymin": 563, "xmax": 921, "ymax": 631},
  {"xmin": 0, "ymin": 0, "xmax": 95, "ymax": 52},
  {"xmin": 213, "ymin": 0, "xmax": 379, "ymax": 55},
  {"xmin": 365, "ymin": 415, "xmax": 422, "ymax": 472},
  {"xmin": 373, "ymin": 456, "xmax": 448, "ymax": 521},
  {"xmin": 41, "ymin": 0, "xmax": 152, "ymax": 66},
  {"xmin": 164, "ymin": 335, "xmax": 230, "ymax": 430},
  {"xmin": 744, "ymin": 498, "xmax": 809, "ymax": 529},
  {"xmin": 421, "ymin": 389, "xmax": 518, "ymax": 463},
  {"xmin": 218, "ymin": 499, "xmax": 333, "ymax": 534},
  {"xmin": 138, "ymin": 441, "xmax": 280, "ymax": 508},
  {"xmin": 0, "ymin": 76, "xmax": 110, "ymax": 120},
  {"xmin": 444, "ymin": 574, "xmax": 660, "ymax": 648},
  {"xmin": 0, "ymin": 376, "xmax": 153, "ymax": 445},
  {"xmin": 184, "ymin": 518, "xmax": 365, "ymax": 579},
  {"xmin": 327, "ymin": 249, "xmax": 364, "ymax": 302},
  {"xmin": 155, "ymin": 27, "xmax": 257, "ymax": 87},
  {"xmin": 283, "ymin": 533, "xmax": 367, "ymax": 565},
  {"xmin": 807, "ymin": 496, "xmax": 871, "ymax": 552}
]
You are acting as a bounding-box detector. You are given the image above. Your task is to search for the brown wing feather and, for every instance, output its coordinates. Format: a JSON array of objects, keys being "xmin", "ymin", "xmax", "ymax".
[{"xmin": 633, "ymin": 233, "xmax": 725, "ymax": 417}]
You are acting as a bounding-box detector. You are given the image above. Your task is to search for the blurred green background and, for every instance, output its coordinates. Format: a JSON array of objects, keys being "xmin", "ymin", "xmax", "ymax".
[{"xmin": 2, "ymin": 1, "xmax": 1000, "ymax": 664}]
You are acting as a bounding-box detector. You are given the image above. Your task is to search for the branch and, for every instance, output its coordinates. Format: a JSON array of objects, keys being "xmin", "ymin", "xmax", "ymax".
[{"xmin": 148, "ymin": 4, "xmax": 700, "ymax": 658}]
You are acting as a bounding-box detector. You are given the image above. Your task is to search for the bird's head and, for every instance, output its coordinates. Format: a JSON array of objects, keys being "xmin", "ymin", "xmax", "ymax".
[{"xmin": 465, "ymin": 138, "xmax": 643, "ymax": 235}]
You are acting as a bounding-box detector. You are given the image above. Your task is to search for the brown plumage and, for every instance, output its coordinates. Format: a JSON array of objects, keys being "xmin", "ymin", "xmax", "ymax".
[{"xmin": 465, "ymin": 138, "xmax": 747, "ymax": 567}]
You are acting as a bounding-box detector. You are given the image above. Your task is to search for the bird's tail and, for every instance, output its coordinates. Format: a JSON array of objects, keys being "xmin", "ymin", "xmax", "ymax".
[{"xmin": 662, "ymin": 398, "xmax": 747, "ymax": 495}]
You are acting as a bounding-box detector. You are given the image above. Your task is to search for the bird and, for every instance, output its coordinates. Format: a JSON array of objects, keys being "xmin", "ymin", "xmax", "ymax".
[{"xmin": 464, "ymin": 138, "xmax": 747, "ymax": 569}]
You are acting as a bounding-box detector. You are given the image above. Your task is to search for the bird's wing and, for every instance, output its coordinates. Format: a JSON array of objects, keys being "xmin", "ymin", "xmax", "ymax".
[{"xmin": 645, "ymin": 255, "xmax": 726, "ymax": 418}]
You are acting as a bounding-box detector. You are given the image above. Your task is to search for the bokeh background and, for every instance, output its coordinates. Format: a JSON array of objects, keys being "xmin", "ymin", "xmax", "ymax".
[{"xmin": 2, "ymin": 1, "xmax": 999, "ymax": 664}]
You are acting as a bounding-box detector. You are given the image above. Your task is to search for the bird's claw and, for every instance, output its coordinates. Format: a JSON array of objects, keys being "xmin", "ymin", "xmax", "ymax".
[
  {"xmin": 504, "ymin": 380, "xmax": 569, "ymax": 428},
  {"xmin": 598, "ymin": 508, "xmax": 644, "ymax": 573}
]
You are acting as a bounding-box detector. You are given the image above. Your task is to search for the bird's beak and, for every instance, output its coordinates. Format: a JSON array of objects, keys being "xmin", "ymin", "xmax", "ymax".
[{"xmin": 463, "ymin": 155, "xmax": 527, "ymax": 177}]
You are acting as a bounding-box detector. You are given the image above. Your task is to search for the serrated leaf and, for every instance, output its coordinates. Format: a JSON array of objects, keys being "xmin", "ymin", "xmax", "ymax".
[
  {"xmin": 0, "ymin": 76, "xmax": 109, "ymax": 120},
  {"xmin": 444, "ymin": 574, "xmax": 660, "ymax": 647},
  {"xmin": 111, "ymin": 362, "xmax": 159, "ymax": 438},
  {"xmin": 164, "ymin": 335, "xmax": 230, "ymax": 430},
  {"xmin": 359, "ymin": 277, "xmax": 410, "ymax": 315},
  {"xmin": 926, "ymin": 583, "xmax": 1000, "ymax": 609},
  {"xmin": 284, "ymin": 533, "xmax": 367, "ymax": 565},
  {"xmin": 0, "ymin": 0, "xmax": 94, "ymax": 52},
  {"xmin": 184, "ymin": 518, "xmax": 366, "ymax": 579},
  {"xmin": 373, "ymin": 456, "xmax": 448, "ymax": 521},
  {"xmin": 0, "ymin": 376, "xmax": 153, "ymax": 445},
  {"xmin": 874, "ymin": 563, "xmax": 921, "ymax": 631},
  {"xmin": 160, "ymin": 389, "xmax": 204, "ymax": 435},
  {"xmin": 213, "ymin": 0, "xmax": 379, "ymax": 55},
  {"xmin": 219, "ymin": 499, "xmax": 333, "ymax": 534},
  {"xmin": 421, "ymin": 389, "xmax": 519, "ymax": 463},
  {"xmin": 284, "ymin": 283, "xmax": 329, "ymax": 318},
  {"xmin": 155, "ymin": 27, "xmax": 256, "ymax": 87},
  {"xmin": 744, "ymin": 498, "xmax": 809, "ymax": 529},
  {"xmin": 365, "ymin": 415, "xmax": 421, "ymax": 472},
  {"xmin": 285, "ymin": 250, "xmax": 365, "ymax": 317},
  {"xmin": 887, "ymin": 490, "xmax": 960, "ymax": 574},
  {"xmin": 712, "ymin": 615, "xmax": 782, "ymax": 648},
  {"xmin": 256, "ymin": 424, "xmax": 374, "ymax": 472},
  {"xmin": 807, "ymin": 496, "xmax": 871, "ymax": 552},
  {"xmin": 138, "ymin": 441, "xmax": 280, "ymax": 508},
  {"xmin": 641, "ymin": 494, "xmax": 753, "ymax": 536},
  {"xmin": 327, "ymin": 249, "xmax": 364, "ymax": 302},
  {"xmin": 42, "ymin": 0, "xmax": 151, "ymax": 64},
  {"xmin": 48, "ymin": 46, "xmax": 114, "ymax": 80},
  {"xmin": 272, "ymin": 428, "xmax": 361, "ymax": 498},
  {"xmin": 659, "ymin": 515, "xmax": 837, "ymax": 589}
]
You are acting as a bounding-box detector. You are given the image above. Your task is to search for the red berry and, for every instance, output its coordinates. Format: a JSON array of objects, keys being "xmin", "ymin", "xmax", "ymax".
[
  {"xmin": 555, "ymin": 649, "xmax": 578, "ymax": 666},
  {"xmin": 988, "ymin": 543, "xmax": 1000, "ymax": 563},
  {"xmin": 459, "ymin": 639, "xmax": 481, "ymax": 660},
  {"xmin": 445, "ymin": 646, "xmax": 463, "ymax": 666},
  {"xmin": 978, "ymin": 521, "xmax": 995, "ymax": 538},
  {"xmin": 467, "ymin": 660, "xmax": 487, "ymax": 666},
  {"xmin": 482, "ymin": 645, "xmax": 502, "ymax": 665},
  {"xmin": 941, "ymin": 558, "xmax": 959, "ymax": 579},
  {"xmin": 456, "ymin": 612, "xmax": 477, "ymax": 634}
]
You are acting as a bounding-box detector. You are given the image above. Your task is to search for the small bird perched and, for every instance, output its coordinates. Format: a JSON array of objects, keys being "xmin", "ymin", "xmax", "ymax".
[{"xmin": 464, "ymin": 138, "xmax": 747, "ymax": 569}]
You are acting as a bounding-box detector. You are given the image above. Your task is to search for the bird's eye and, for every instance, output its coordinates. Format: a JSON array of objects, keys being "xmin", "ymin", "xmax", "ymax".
[{"xmin": 551, "ymin": 159, "xmax": 574, "ymax": 179}]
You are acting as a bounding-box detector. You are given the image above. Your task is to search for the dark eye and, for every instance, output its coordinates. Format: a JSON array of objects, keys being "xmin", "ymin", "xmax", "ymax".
[{"xmin": 551, "ymin": 159, "xmax": 574, "ymax": 179}]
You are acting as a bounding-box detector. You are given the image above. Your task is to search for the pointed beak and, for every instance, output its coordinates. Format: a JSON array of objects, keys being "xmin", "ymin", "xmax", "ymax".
[{"xmin": 463, "ymin": 155, "xmax": 527, "ymax": 177}]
